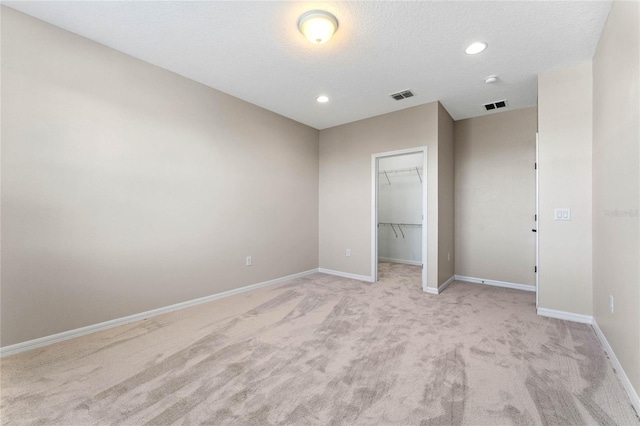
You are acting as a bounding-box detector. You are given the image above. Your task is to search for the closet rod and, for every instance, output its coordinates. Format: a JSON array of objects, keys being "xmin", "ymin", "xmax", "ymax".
[
  {"xmin": 378, "ymin": 222, "xmax": 422, "ymax": 238},
  {"xmin": 378, "ymin": 222, "xmax": 422, "ymax": 228},
  {"xmin": 378, "ymin": 167, "xmax": 424, "ymax": 175},
  {"xmin": 378, "ymin": 167, "xmax": 423, "ymax": 185},
  {"xmin": 378, "ymin": 223, "xmax": 421, "ymax": 238}
]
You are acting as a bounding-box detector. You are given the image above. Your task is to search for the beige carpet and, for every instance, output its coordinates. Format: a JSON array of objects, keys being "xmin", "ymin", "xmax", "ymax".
[{"xmin": 1, "ymin": 262, "xmax": 638, "ymax": 425}]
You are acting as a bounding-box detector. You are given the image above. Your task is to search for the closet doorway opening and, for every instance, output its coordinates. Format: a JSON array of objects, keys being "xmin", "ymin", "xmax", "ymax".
[{"xmin": 371, "ymin": 147, "xmax": 427, "ymax": 291}]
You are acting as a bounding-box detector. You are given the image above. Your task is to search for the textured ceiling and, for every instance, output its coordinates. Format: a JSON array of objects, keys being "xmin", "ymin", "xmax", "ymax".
[{"xmin": 5, "ymin": 1, "xmax": 612, "ymax": 129}]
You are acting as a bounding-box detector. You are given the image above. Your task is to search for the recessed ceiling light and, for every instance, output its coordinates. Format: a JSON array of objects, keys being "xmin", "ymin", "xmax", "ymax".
[
  {"xmin": 465, "ymin": 41, "xmax": 488, "ymax": 55},
  {"xmin": 298, "ymin": 10, "xmax": 339, "ymax": 45},
  {"xmin": 317, "ymin": 95, "xmax": 329, "ymax": 103}
]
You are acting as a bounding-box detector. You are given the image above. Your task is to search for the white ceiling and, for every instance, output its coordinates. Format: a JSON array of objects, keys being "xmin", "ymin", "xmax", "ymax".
[{"xmin": 5, "ymin": 1, "xmax": 611, "ymax": 130}]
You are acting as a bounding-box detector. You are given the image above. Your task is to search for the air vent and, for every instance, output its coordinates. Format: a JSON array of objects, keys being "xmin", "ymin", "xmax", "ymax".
[
  {"xmin": 390, "ymin": 90, "xmax": 415, "ymax": 101},
  {"xmin": 484, "ymin": 99, "xmax": 508, "ymax": 111}
]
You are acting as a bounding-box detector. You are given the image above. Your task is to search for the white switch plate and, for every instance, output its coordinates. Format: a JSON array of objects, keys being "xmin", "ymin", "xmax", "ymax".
[
  {"xmin": 346, "ymin": 249, "xmax": 351, "ymax": 257},
  {"xmin": 554, "ymin": 208, "xmax": 571, "ymax": 221},
  {"xmin": 246, "ymin": 256, "xmax": 252, "ymax": 266}
]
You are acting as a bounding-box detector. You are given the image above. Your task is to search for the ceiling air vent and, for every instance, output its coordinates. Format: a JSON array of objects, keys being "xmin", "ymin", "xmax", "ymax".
[
  {"xmin": 390, "ymin": 90, "xmax": 415, "ymax": 101},
  {"xmin": 484, "ymin": 99, "xmax": 508, "ymax": 111}
]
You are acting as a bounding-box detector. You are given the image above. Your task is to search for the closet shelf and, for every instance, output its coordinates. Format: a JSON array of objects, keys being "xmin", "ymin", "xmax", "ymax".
[
  {"xmin": 378, "ymin": 167, "xmax": 423, "ymax": 175},
  {"xmin": 378, "ymin": 222, "xmax": 422, "ymax": 238},
  {"xmin": 379, "ymin": 166, "xmax": 423, "ymax": 184},
  {"xmin": 378, "ymin": 222, "xmax": 422, "ymax": 228}
]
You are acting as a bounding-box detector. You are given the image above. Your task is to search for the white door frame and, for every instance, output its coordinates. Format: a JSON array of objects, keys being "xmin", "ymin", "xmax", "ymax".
[{"xmin": 371, "ymin": 147, "xmax": 428, "ymax": 291}]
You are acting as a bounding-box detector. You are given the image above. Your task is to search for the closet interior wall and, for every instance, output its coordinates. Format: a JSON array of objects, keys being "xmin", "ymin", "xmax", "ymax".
[{"xmin": 378, "ymin": 153, "xmax": 424, "ymax": 265}]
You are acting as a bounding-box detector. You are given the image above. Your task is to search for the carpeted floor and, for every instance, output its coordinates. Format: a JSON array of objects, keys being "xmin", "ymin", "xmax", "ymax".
[{"xmin": 1, "ymin": 262, "xmax": 638, "ymax": 425}]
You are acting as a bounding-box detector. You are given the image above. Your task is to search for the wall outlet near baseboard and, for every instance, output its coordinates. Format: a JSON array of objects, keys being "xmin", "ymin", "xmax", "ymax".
[
  {"xmin": 609, "ymin": 295, "xmax": 614, "ymax": 313},
  {"xmin": 346, "ymin": 249, "xmax": 351, "ymax": 257},
  {"xmin": 246, "ymin": 256, "xmax": 252, "ymax": 266}
]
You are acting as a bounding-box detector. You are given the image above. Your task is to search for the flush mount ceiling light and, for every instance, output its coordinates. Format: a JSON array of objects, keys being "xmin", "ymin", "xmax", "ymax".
[
  {"xmin": 485, "ymin": 75, "xmax": 498, "ymax": 84},
  {"xmin": 465, "ymin": 41, "xmax": 488, "ymax": 54},
  {"xmin": 317, "ymin": 95, "xmax": 329, "ymax": 103},
  {"xmin": 298, "ymin": 10, "xmax": 338, "ymax": 44}
]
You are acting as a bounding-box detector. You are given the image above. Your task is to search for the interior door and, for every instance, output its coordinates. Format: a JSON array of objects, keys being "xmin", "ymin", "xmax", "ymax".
[{"xmin": 535, "ymin": 132, "xmax": 539, "ymax": 307}]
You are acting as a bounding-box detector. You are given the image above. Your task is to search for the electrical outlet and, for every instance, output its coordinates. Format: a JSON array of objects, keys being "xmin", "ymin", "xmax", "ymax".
[
  {"xmin": 609, "ymin": 295, "xmax": 614, "ymax": 314},
  {"xmin": 246, "ymin": 256, "xmax": 252, "ymax": 266},
  {"xmin": 346, "ymin": 249, "xmax": 351, "ymax": 257}
]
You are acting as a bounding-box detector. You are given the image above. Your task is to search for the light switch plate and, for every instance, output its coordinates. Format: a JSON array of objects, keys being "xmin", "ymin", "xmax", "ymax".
[{"xmin": 554, "ymin": 208, "xmax": 571, "ymax": 221}]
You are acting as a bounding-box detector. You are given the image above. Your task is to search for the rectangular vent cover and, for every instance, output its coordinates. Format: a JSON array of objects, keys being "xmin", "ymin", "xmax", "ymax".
[
  {"xmin": 391, "ymin": 90, "xmax": 414, "ymax": 101},
  {"xmin": 484, "ymin": 99, "xmax": 508, "ymax": 111}
]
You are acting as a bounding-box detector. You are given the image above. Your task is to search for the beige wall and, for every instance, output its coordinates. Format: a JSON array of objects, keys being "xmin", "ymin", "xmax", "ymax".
[
  {"xmin": 437, "ymin": 103, "xmax": 455, "ymax": 286},
  {"xmin": 537, "ymin": 63, "xmax": 593, "ymax": 315},
  {"xmin": 454, "ymin": 107, "xmax": 537, "ymax": 286},
  {"xmin": 593, "ymin": 0, "xmax": 640, "ymax": 400},
  {"xmin": 319, "ymin": 103, "xmax": 440, "ymax": 288},
  {"xmin": 1, "ymin": 8, "xmax": 319, "ymax": 346}
]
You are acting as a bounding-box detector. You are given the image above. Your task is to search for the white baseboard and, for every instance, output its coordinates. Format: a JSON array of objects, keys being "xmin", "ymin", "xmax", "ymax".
[
  {"xmin": 454, "ymin": 275, "xmax": 536, "ymax": 292},
  {"xmin": 592, "ymin": 319, "xmax": 640, "ymax": 414},
  {"xmin": 536, "ymin": 307, "xmax": 594, "ymax": 324},
  {"xmin": 535, "ymin": 311, "xmax": 639, "ymax": 413},
  {"xmin": 424, "ymin": 275, "xmax": 455, "ymax": 295},
  {"xmin": 378, "ymin": 257, "xmax": 422, "ymax": 266},
  {"xmin": 438, "ymin": 275, "xmax": 455, "ymax": 293},
  {"xmin": 317, "ymin": 268, "xmax": 374, "ymax": 283},
  {"xmin": 0, "ymin": 268, "xmax": 318, "ymax": 357}
]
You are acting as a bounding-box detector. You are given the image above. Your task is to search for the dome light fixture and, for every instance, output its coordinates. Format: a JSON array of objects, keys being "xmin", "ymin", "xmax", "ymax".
[
  {"xmin": 298, "ymin": 10, "xmax": 338, "ymax": 44},
  {"xmin": 317, "ymin": 95, "xmax": 329, "ymax": 103},
  {"xmin": 465, "ymin": 41, "xmax": 488, "ymax": 55}
]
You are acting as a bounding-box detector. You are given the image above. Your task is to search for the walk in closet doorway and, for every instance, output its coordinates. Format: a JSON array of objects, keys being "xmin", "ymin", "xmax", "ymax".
[{"xmin": 371, "ymin": 148, "xmax": 427, "ymax": 290}]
